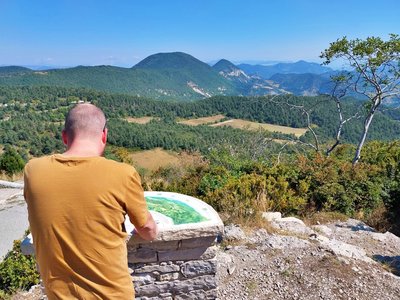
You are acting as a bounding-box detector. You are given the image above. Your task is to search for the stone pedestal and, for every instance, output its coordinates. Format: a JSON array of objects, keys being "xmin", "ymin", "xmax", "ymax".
[
  {"xmin": 126, "ymin": 192, "xmax": 223, "ymax": 299},
  {"xmin": 128, "ymin": 239, "xmax": 218, "ymax": 299}
]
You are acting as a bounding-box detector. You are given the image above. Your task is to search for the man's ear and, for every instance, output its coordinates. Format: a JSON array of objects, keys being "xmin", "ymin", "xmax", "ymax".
[
  {"xmin": 62, "ymin": 130, "xmax": 68, "ymax": 146},
  {"xmin": 102, "ymin": 128, "xmax": 108, "ymax": 144}
]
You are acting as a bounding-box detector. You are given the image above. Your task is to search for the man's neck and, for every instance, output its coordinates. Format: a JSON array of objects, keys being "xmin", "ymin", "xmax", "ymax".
[
  {"xmin": 63, "ymin": 141, "xmax": 103, "ymax": 157},
  {"xmin": 62, "ymin": 150, "xmax": 101, "ymax": 157}
]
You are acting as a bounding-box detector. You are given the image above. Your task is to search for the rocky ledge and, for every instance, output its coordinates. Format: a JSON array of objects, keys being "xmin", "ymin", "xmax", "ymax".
[{"xmin": 218, "ymin": 214, "xmax": 400, "ymax": 300}]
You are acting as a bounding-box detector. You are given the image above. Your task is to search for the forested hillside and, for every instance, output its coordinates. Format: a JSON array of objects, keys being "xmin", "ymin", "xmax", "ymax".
[
  {"xmin": 0, "ymin": 53, "xmax": 240, "ymax": 101},
  {"xmin": 1, "ymin": 86, "xmax": 400, "ymax": 158},
  {"xmin": 0, "ymin": 86, "xmax": 284, "ymax": 157}
]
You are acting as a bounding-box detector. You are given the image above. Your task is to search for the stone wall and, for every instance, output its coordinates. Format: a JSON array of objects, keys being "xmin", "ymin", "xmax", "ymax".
[{"xmin": 128, "ymin": 236, "xmax": 219, "ymax": 299}]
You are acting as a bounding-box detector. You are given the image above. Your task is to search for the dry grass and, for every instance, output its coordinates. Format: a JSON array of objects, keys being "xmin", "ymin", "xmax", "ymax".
[
  {"xmin": 223, "ymin": 213, "xmax": 278, "ymax": 234},
  {"xmin": 125, "ymin": 116, "xmax": 157, "ymax": 124},
  {"xmin": 364, "ymin": 203, "xmax": 391, "ymax": 233},
  {"xmin": 130, "ymin": 148, "xmax": 203, "ymax": 172},
  {"xmin": 303, "ymin": 211, "xmax": 348, "ymax": 226},
  {"xmin": 271, "ymin": 139, "xmax": 297, "ymax": 145},
  {"xmin": 210, "ymin": 119, "xmax": 307, "ymax": 137},
  {"xmin": 381, "ymin": 261, "xmax": 399, "ymax": 276},
  {"xmin": 0, "ymin": 171, "xmax": 23, "ymax": 182},
  {"xmin": 130, "ymin": 148, "xmax": 180, "ymax": 171},
  {"xmin": 178, "ymin": 114, "xmax": 225, "ymax": 126}
]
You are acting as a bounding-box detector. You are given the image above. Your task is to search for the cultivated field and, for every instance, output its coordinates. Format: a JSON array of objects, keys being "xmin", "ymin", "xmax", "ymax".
[
  {"xmin": 178, "ymin": 114, "xmax": 225, "ymax": 126},
  {"xmin": 210, "ymin": 119, "xmax": 307, "ymax": 137},
  {"xmin": 271, "ymin": 139, "xmax": 297, "ymax": 145},
  {"xmin": 130, "ymin": 148, "xmax": 203, "ymax": 172},
  {"xmin": 125, "ymin": 116, "xmax": 156, "ymax": 124},
  {"xmin": 130, "ymin": 148, "xmax": 179, "ymax": 171}
]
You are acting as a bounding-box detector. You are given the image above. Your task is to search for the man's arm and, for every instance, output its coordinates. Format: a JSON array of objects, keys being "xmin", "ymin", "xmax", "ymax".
[
  {"xmin": 134, "ymin": 211, "xmax": 158, "ymax": 241},
  {"xmin": 124, "ymin": 168, "xmax": 158, "ymax": 240}
]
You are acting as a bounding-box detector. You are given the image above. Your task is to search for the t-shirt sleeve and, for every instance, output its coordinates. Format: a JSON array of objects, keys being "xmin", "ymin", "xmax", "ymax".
[
  {"xmin": 23, "ymin": 162, "xmax": 30, "ymax": 201},
  {"xmin": 124, "ymin": 169, "xmax": 148, "ymax": 228}
]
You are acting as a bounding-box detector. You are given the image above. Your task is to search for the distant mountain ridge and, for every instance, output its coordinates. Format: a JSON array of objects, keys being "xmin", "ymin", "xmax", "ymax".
[
  {"xmin": 239, "ymin": 60, "xmax": 333, "ymax": 79},
  {"xmin": 212, "ymin": 59, "xmax": 289, "ymax": 95},
  {"xmin": 0, "ymin": 66, "xmax": 32, "ymax": 74},
  {"xmin": 270, "ymin": 73, "xmax": 334, "ymax": 96},
  {"xmin": 0, "ymin": 53, "xmax": 337, "ymax": 100}
]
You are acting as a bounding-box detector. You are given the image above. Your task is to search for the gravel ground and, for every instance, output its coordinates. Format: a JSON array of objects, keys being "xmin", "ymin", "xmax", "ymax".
[{"xmin": 217, "ymin": 220, "xmax": 400, "ymax": 300}]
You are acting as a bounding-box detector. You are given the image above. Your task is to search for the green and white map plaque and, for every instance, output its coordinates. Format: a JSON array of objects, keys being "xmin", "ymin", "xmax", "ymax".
[{"xmin": 125, "ymin": 191, "xmax": 223, "ymax": 242}]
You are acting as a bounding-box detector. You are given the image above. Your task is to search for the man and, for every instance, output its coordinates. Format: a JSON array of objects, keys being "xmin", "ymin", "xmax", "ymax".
[{"xmin": 24, "ymin": 103, "xmax": 157, "ymax": 299}]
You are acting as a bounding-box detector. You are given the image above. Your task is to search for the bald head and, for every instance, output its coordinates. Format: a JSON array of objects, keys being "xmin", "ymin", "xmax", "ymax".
[{"xmin": 64, "ymin": 103, "xmax": 106, "ymax": 140}]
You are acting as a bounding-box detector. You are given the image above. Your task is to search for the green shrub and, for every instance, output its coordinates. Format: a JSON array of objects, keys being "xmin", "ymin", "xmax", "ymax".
[
  {"xmin": 0, "ymin": 240, "xmax": 39, "ymax": 295},
  {"xmin": 205, "ymin": 173, "xmax": 268, "ymax": 219},
  {"xmin": 297, "ymin": 153, "xmax": 384, "ymax": 216},
  {"xmin": 0, "ymin": 147, "xmax": 25, "ymax": 175}
]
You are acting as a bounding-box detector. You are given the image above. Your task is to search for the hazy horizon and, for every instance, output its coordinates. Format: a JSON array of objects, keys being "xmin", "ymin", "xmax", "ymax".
[{"xmin": 0, "ymin": 56, "xmax": 335, "ymax": 70}]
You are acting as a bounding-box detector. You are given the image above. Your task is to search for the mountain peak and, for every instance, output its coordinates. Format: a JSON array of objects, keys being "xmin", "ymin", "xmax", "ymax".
[
  {"xmin": 212, "ymin": 59, "xmax": 251, "ymax": 84},
  {"xmin": 133, "ymin": 52, "xmax": 210, "ymax": 70},
  {"xmin": 212, "ymin": 59, "xmax": 238, "ymax": 72}
]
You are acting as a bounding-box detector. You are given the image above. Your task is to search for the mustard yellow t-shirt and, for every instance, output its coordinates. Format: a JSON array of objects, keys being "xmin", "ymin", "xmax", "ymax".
[{"xmin": 24, "ymin": 154, "xmax": 148, "ymax": 300}]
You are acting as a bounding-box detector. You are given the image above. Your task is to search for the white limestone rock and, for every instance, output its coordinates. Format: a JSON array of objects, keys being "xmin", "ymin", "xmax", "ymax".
[
  {"xmin": 247, "ymin": 228, "xmax": 269, "ymax": 244},
  {"xmin": 320, "ymin": 239, "xmax": 374, "ymax": 263},
  {"xmin": 312, "ymin": 225, "xmax": 333, "ymax": 237},
  {"xmin": 216, "ymin": 251, "xmax": 236, "ymax": 275},
  {"xmin": 223, "ymin": 224, "xmax": 246, "ymax": 241},
  {"xmin": 262, "ymin": 211, "xmax": 282, "ymax": 222},
  {"xmin": 0, "ymin": 180, "xmax": 24, "ymax": 189},
  {"xmin": 271, "ymin": 216, "xmax": 315, "ymax": 235}
]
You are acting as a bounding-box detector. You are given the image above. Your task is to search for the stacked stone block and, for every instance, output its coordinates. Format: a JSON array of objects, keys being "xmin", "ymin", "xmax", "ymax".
[{"xmin": 128, "ymin": 236, "xmax": 219, "ymax": 299}]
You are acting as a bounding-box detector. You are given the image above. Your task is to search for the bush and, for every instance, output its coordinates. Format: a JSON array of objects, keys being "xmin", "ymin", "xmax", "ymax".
[
  {"xmin": 297, "ymin": 153, "xmax": 383, "ymax": 216},
  {"xmin": 0, "ymin": 240, "xmax": 40, "ymax": 295},
  {"xmin": 0, "ymin": 147, "xmax": 25, "ymax": 175},
  {"xmin": 205, "ymin": 173, "xmax": 268, "ymax": 219}
]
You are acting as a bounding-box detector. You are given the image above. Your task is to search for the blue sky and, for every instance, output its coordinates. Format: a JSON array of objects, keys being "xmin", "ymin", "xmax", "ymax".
[{"xmin": 0, "ymin": 0, "xmax": 399, "ymax": 67}]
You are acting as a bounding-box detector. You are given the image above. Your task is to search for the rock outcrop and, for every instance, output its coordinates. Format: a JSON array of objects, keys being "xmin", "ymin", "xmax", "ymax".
[{"xmin": 219, "ymin": 215, "xmax": 400, "ymax": 299}]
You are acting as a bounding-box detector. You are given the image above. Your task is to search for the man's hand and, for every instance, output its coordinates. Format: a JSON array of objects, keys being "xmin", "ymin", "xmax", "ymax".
[{"xmin": 134, "ymin": 212, "xmax": 158, "ymax": 241}]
